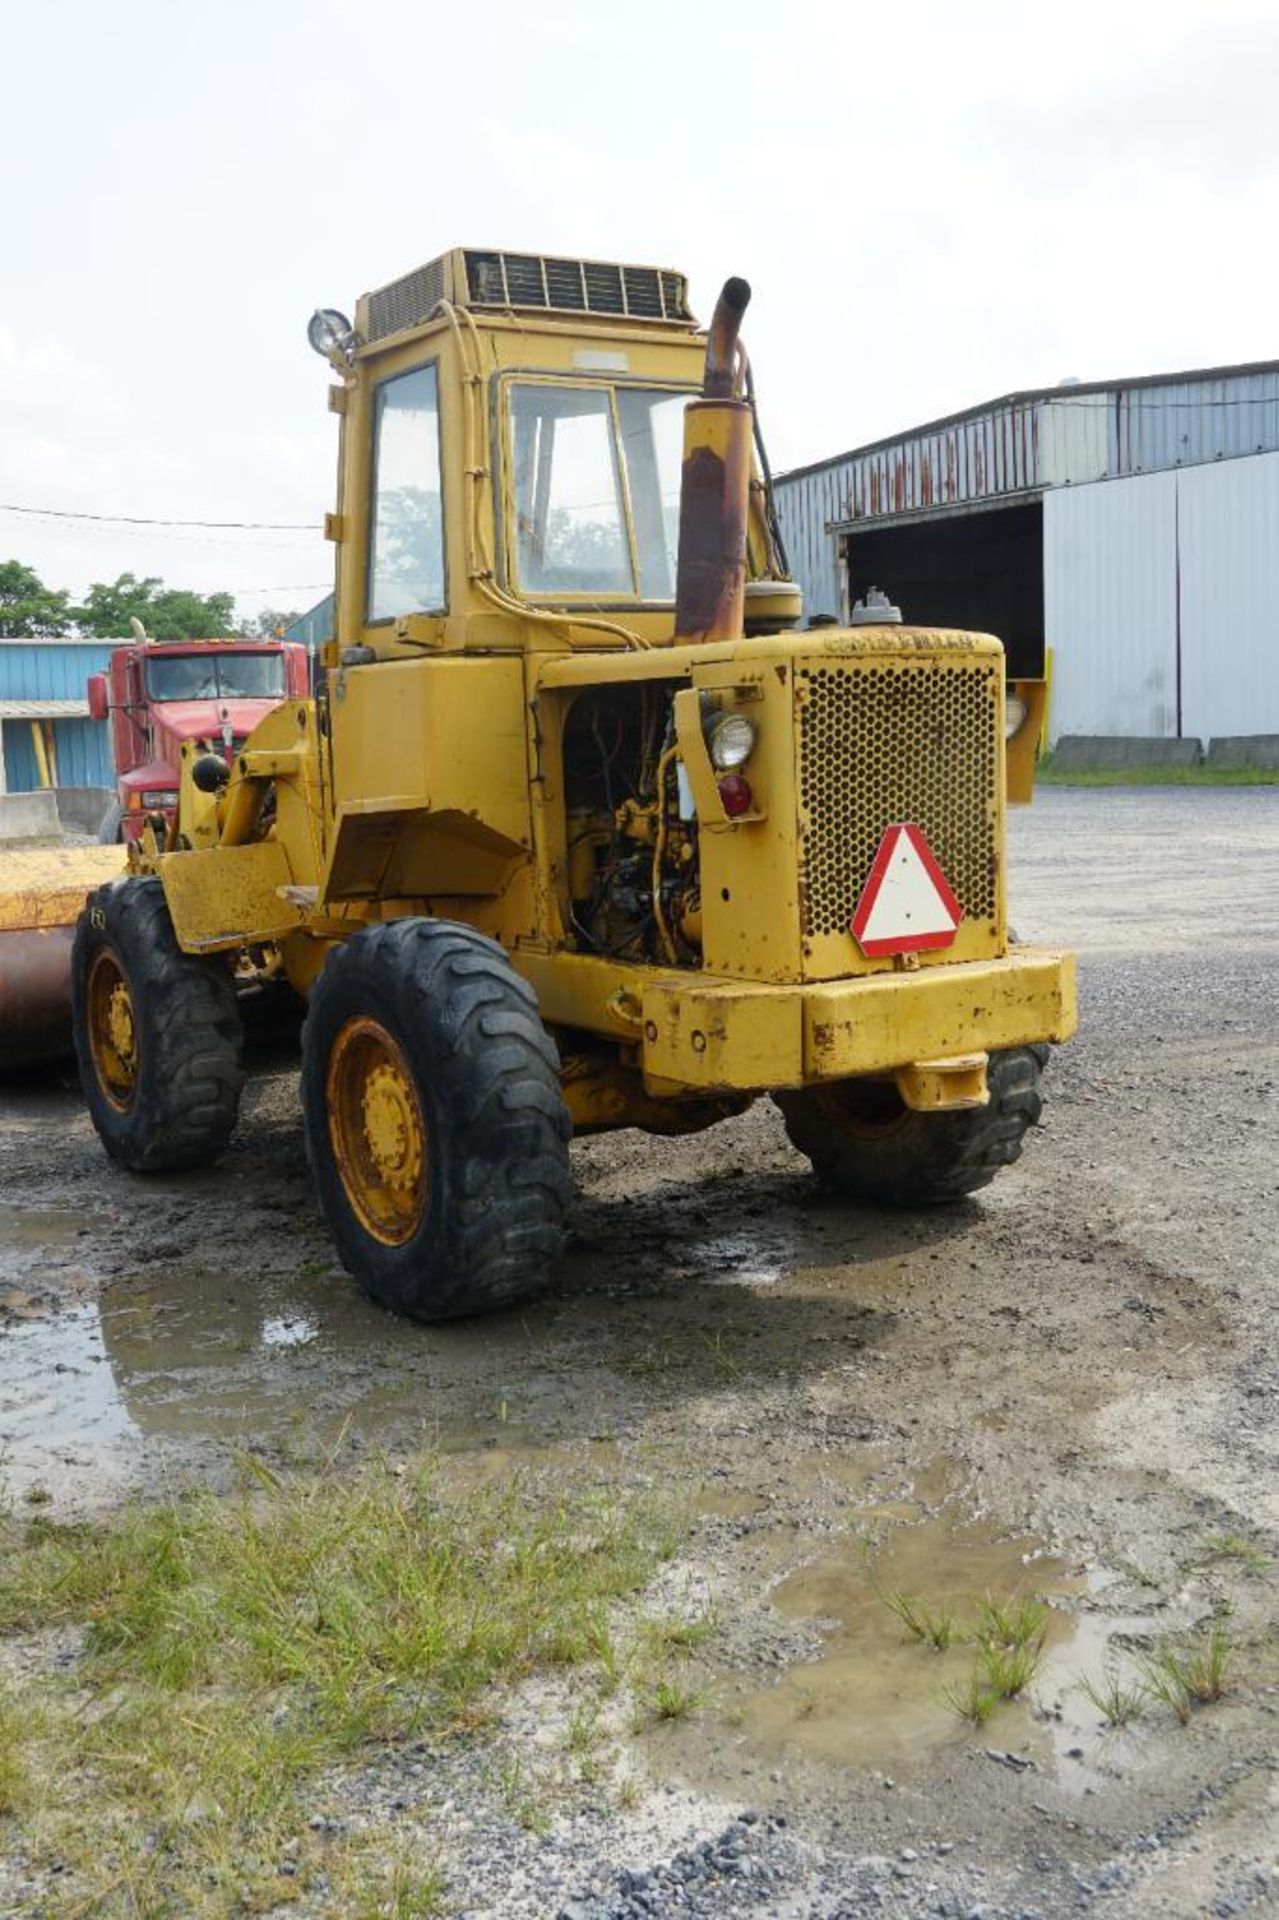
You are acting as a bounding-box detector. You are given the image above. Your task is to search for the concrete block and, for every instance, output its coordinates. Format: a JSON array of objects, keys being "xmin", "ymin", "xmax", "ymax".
[
  {"xmin": 53, "ymin": 786, "xmax": 115, "ymax": 835},
  {"xmin": 0, "ymin": 789, "xmax": 60, "ymax": 841},
  {"xmin": 1206, "ymin": 734, "xmax": 1279, "ymax": 771},
  {"xmin": 1052, "ymin": 735, "xmax": 1203, "ymax": 771}
]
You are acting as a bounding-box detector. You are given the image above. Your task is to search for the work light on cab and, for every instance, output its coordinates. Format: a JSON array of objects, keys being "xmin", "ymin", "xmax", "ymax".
[{"xmin": 307, "ymin": 308, "xmax": 356, "ymax": 360}]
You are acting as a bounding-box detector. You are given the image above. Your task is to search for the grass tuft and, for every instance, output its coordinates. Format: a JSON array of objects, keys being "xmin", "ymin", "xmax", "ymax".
[
  {"xmin": 648, "ymin": 1675, "xmax": 703, "ymax": 1721},
  {"xmin": 975, "ymin": 1593, "xmax": 1048, "ymax": 1652},
  {"xmin": 941, "ymin": 1671, "xmax": 1000, "ymax": 1725},
  {"xmin": 1079, "ymin": 1668, "xmax": 1146, "ymax": 1728},
  {"xmin": 1142, "ymin": 1622, "xmax": 1234, "ymax": 1723},
  {"xmin": 880, "ymin": 1587, "xmax": 961, "ymax": 1650},
  {"xmin": 977, "ymin": 1636, "xmax": 1043, "ymax": 1700}
]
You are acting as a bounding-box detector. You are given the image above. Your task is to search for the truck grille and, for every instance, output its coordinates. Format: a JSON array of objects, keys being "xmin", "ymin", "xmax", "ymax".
[{"xmin": 797, "ymin": 660, "xmax": 1000, "ymax": 943}]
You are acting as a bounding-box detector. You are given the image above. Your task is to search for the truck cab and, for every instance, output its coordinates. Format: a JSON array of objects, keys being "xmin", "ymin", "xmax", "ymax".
[{"xmin": 87, "ymin": 638, "xmax": 309, "ymax": 841}]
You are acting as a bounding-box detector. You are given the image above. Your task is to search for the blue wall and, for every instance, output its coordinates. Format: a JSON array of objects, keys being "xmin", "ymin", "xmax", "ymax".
[
  {"xmin": 0, "ymin": 641, "xmax": 115, "ymax": 791},
  {"xmin": 3, "ymin": 716, "xmax": 113, "ymax": 790}
]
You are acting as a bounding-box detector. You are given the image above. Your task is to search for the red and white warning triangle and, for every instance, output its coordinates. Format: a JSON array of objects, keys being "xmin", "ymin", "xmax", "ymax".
[{"xmin": 850, "ymin": 823, "xmax": 963, "ymax": 957}]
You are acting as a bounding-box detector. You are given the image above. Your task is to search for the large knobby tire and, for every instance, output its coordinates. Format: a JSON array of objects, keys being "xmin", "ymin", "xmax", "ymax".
[
  {"xmin": 72, "ymin": 877, "xmax": 245, "ymax": 1170},
  {"xmin": 97, "ymin": 802, "xmax": 124, "ymax": 844},
  {"xmin": 301, "ymin": 919, "xmax": 573, "ymax": 1322},
  {"xmin": 775, "ymin": 1045, "xmax": 1049, "ymax": 1205}
]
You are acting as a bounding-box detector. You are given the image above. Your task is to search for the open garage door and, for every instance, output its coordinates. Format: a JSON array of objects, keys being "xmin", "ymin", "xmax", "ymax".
[{"xmin": 842, "ymin": 500, "xmax": 1045, "ymax": 681}]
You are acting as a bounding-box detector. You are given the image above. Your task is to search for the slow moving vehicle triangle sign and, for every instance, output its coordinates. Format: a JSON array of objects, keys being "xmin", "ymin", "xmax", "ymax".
[{"xmin": 850, "ymin": 823, "xmax": 963, "ymax": 958}]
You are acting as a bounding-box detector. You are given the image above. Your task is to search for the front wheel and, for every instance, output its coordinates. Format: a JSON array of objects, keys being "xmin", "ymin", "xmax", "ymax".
[
  {"xmin": 301, "ymin": 920, "xmax": 573, "ymax": 1321},
  {"xmin": 775, "ymin": 1046, "xmax": 1048, "ymax": 1205}
]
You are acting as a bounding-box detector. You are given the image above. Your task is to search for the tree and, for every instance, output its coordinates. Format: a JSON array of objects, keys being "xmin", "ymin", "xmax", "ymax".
[
  {"xmin": 75, "ymin": 573, "xmax": 236, "ymax": 640},
  {"xmin": 0, "ymin": 560, "xmax": 73, "ymax": 636},
  {"xmin": 238, "ymin": 607, "xmax": 304, "ymax": 639}
]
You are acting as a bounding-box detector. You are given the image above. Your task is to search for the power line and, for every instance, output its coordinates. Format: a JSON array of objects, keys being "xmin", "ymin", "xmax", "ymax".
[{"xmin": 0, "ymin": 501, "xmax": 318, "ymax": 531}]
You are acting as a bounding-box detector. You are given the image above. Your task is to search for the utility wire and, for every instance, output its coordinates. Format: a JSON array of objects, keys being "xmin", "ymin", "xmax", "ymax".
[{"xmin": 0, "ymin": 502, "xmax": 318, "ymax": 531}]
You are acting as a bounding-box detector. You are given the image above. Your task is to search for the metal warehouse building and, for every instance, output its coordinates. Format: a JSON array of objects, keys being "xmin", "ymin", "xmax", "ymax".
[
  {"xmin": 0, "ymin": 638, "xmax": 113, "ymax": 793},
  {"xmin": 774, "ymin": 359, "xmax": 1279, "ymax": 745}
]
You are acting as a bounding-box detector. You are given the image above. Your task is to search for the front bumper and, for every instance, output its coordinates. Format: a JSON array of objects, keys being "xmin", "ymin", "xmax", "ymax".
[
  {"xmin": 517, "ymin": 945, "xmax": 1076, "ymax": 1095},
  {"xmin": 639, "ymin": 948, "xmax": 1076, "ymax": 1093}
]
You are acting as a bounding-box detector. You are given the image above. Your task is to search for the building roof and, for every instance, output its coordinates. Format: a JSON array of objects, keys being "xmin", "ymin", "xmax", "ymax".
[
  {"xmin": 0, "ymin": 699, "xmax": 91, "ymax": 719},
  {"xmin": 779, "ymin": 353, "xmax": 1279, "ymax": 486},
  {"xmin": 773, "ymin": 352, "xmax": 1279, "ymax": 542}
]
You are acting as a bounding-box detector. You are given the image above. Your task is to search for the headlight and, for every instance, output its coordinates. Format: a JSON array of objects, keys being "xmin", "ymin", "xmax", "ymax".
[
  {"xmin": 1004, "ymin": 694, "xmax": 1028, "ymax": 740},
  {"xmin": 706, "ymin": 712, "xmax": 757, "ymax": 770},
  {"xmin": 141, "ymin": 789, "xmax": 179, "ymax": 809}
]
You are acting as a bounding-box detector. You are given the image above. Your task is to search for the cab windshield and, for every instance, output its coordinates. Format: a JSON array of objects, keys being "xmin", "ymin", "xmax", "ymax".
[
  {"xmin": 508, "ymin": 382, "xmax": 689, "ymax": 601},
  {"xmin": 145, "ymin": 652, "xmax": 287, "ymax": 703}
]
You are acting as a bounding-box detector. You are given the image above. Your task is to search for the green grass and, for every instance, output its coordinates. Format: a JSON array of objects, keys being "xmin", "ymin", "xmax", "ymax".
[
  {"xmin": 0, "ymin": 1456, "xmax": 671, "ymax": 1915},
  {"xmin": 881, "ymin": 1587, "xmax": 961, "ymax": 1650},
  {"xmin": 976, "ymin": 1637, "xmax": 1043, "ymax": 1700},
  {"xmin": 1200, "ymin": 1533, "xmax": 1271, "ymax": 1574},
  {"xmin": 641, "ymin": 1609, "xmax": 718, "ymax": 1656},
  {"xmin": 1079, "ymin": 1669, "xmax": 1146, "ymax": 1728},
  {"xmin": 1037, "ymin": 760, "xmax": 1279, "ymax": 787},
  {"xmin": 941, "ymin": 1671, "xmax": 1000, "ymax": 1725},
  {"xmin": 0, "ymin": 1678, "xmax": 28, "ymax": 1816},
  {"xmin": 1142, "ymin": 1623, "xmax": 1235, "ymax": 1723},
  {"xmin": 975, "ymin": 1593, "xmax": 1048, "ymax": 1653},
  {"xmin": 647, "ymin": 1674, "xmax": 704, "ymax": 1721}
]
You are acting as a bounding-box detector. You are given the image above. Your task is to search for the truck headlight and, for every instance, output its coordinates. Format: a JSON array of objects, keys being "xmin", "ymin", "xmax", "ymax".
[
  {"xmin": 706, "ymin": 712, "xmax": 757, "ymax": 770},
  {"xmin": 1004, "ymin": 694, "xmax": 1028, "ymax": 740},
  {"xmin": 141, "ymin": 789, "xmax": 179, "ymax": 809}
]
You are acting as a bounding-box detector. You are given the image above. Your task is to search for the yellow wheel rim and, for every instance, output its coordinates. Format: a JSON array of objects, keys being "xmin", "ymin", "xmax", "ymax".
[
  {"xmin": 326, "ymin": 1017, "xmax": 429, "ymax": 1246},
  {"xmin": 86, "ymin": 947, "xmax": 139, "ymax": 1111}
]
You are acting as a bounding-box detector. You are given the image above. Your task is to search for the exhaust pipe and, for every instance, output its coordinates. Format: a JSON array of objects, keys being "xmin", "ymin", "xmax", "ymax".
[{"xmin": 673, "ymin": 277, "xmax": 753, "ymax": 644}]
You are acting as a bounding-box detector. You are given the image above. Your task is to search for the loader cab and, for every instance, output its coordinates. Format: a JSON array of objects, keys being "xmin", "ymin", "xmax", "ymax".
[{"xmin": 316, "ymin": 247, "xmax": 798, "ymax": 659}]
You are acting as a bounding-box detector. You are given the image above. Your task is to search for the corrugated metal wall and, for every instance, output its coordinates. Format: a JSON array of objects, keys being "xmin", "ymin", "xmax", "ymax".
[
  {"xmin": 1044, "ymin": 452, "xmax": 1279, "ymax": 742},
  {"xmin": 0, "ymin": 639, "xmax": 113, "ymax": 701},
  {"xmin": 0, "ymin": 640, "xmax": 115, "ymax": 791},
  {"xmin": 1, "ymin": 717, "xmax": 112, "ymax": 790},
  {"xmin": 1044, "ymin": 473, "xmax": 1179, "ymax": 738},
  {"xmin": 773, "ymin": 467, "xmax": 845, "ymax": 622},
  {"xmin": 1178, "ymin": 451, "xmax": 1279, "ymax": 741}
]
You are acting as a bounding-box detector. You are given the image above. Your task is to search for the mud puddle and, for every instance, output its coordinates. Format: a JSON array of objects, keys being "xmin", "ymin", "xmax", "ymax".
[
  {"xmin": 655, "ymin": 1490, "xmax": 1158, "ymax": 1797},
  {"xmin": 0, "ymin": 1202, "xmax": 95, "ymax": 1293},
  {"xmin": 0, "ymin": 1250, "xmax": 602, "ymax": 1507}
]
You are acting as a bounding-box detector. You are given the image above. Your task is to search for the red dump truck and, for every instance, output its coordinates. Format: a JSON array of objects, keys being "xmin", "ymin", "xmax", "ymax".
[{"xmin": 88, "ymin": 634, "xmax": 309, "ymax": 842}]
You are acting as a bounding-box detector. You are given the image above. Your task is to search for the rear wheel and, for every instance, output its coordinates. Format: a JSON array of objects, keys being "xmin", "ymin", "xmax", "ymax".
[
  {"xmin": 301, "ymin": 919, "xmax": 572, "ymax": 1321},
  {"xmin": 72, "ymin": 877, "xmax": 244, "ymax": 1169},
  {"xmin": 775, "ymin": 1046, "xmax": 1048, "ymax": 1205}
]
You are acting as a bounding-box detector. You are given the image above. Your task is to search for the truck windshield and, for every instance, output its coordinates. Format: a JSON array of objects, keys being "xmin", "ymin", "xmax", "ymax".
[
  {"xmin": 508, "ymin": 383, "xmax": 688, "ymax": 601},
  {"xmin": 145, "ymin": 653, "xmax": 288, "ymax": 702}
]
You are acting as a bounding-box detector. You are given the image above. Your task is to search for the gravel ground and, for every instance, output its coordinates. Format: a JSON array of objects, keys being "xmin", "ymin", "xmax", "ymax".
[{"xmin": 1, "ymin": 786, "xmax": 1278, "ymax": 1918}]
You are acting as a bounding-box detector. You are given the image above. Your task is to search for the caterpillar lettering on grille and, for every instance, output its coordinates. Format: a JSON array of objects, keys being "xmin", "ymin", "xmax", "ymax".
[{"xmin": 797, "ymin": 664, "xmax": 1000, "ymax": 939}]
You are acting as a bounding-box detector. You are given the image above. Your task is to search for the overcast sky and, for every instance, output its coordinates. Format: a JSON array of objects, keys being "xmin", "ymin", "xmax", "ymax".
[{"xmin": 2, "ymin": 0, "xmax": 1276, "ymax": 624}]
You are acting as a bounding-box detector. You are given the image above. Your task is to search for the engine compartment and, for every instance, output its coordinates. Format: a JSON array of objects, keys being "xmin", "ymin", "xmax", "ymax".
[{"xmin": 561, "ymin": 683, "xmax": 702, "ymax": 967}]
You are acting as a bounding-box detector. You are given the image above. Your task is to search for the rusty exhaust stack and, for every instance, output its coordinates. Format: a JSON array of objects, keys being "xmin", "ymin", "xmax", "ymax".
[{"xmin": 673, "ymin": 277, "xmax": 752, "ymax": 644}]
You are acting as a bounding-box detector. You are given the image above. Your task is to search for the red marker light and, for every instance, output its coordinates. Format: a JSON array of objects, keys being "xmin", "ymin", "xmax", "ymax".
[{"xmin": 717, "ymin": 773, "xmax": 753, "ymax": 817}]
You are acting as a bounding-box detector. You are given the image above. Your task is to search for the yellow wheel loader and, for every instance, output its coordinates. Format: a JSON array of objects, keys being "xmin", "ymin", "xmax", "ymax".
[{"xmin": 64, "ymin": 248, "xmax": 1076, "ymax": 1320}]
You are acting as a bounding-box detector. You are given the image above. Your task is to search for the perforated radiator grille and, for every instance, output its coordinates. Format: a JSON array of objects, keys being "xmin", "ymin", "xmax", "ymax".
[{"xmin": 797, "ymin": 660, "xmax": 1001, "ymax": 940}]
